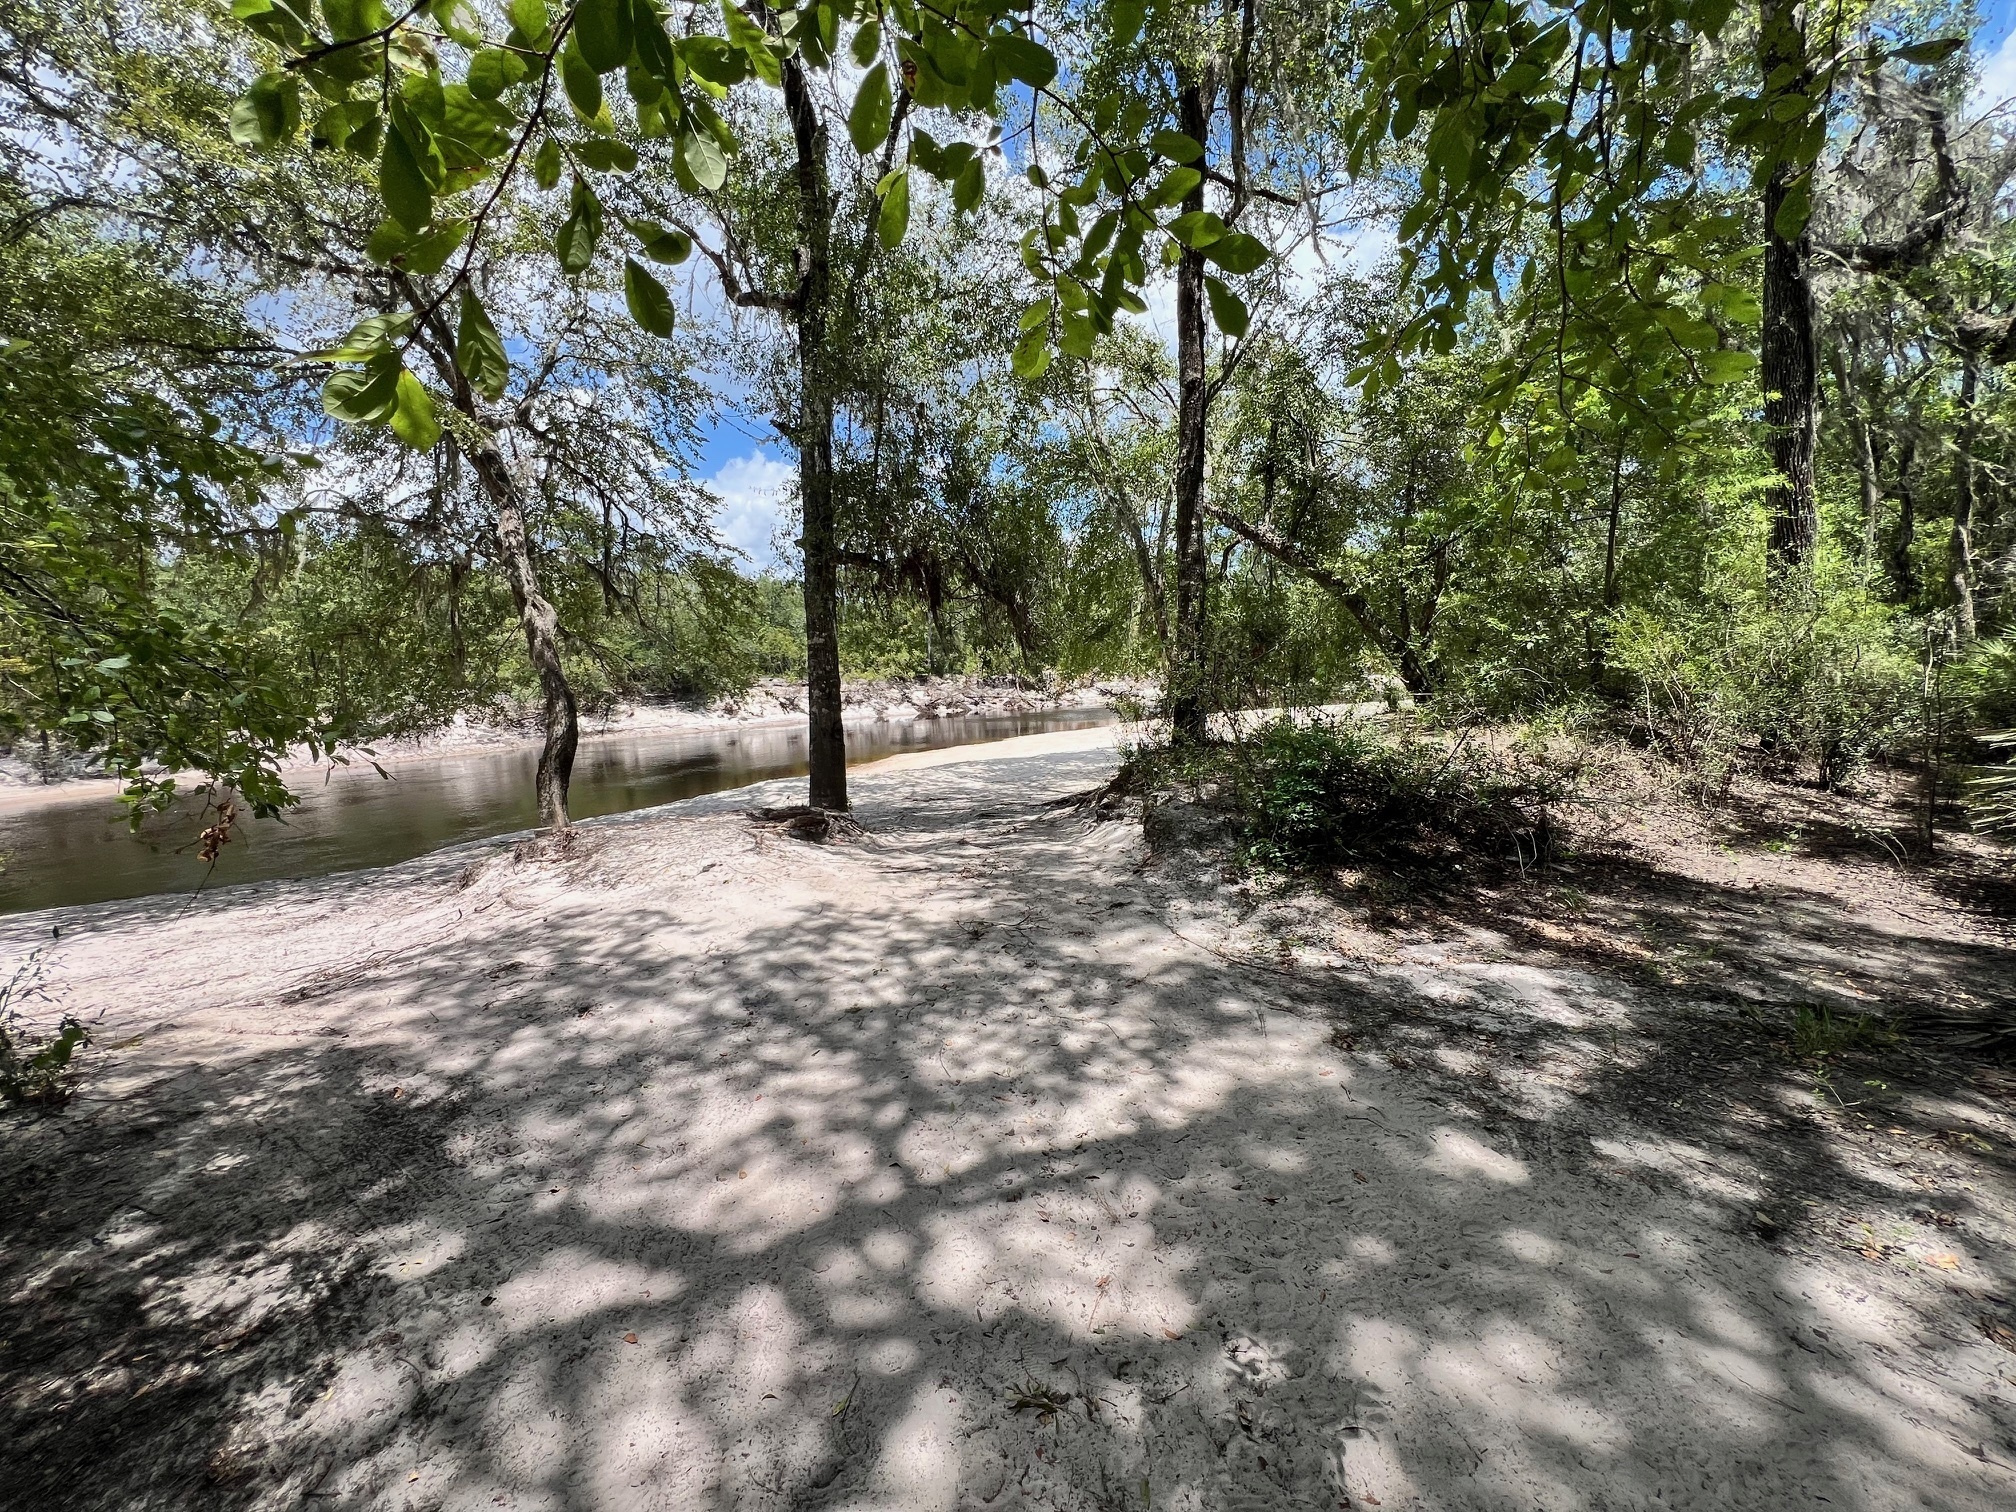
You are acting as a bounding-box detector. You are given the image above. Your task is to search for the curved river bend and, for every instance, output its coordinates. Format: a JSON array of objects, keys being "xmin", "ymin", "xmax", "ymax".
[{"xmin": 0, "ymin": 709, "xmax": 1115, "ymax": 914}]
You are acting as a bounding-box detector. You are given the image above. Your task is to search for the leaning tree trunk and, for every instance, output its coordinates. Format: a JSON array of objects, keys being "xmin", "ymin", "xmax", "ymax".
[
  {"xmin": 474, "ymin": 444, "xmax": 578, "ymax": 830},
  {"xmin": 1168, "ymin": 72, "xmax": 1213, "ymax": 743},
  {"xmin": 1759, "ymin": 0, "xmax": 1820, "ymax": 587},
  {"xmin": 393, "ymin": 270, "xmax": 579, "ymax": 831},
  {"xmin": 1951, "ymin": 347, "xmax": 1981, "ymax": 643},
  {"xmin": 784, "ymin": 57, "xmax": 848, "ymax": 811}
]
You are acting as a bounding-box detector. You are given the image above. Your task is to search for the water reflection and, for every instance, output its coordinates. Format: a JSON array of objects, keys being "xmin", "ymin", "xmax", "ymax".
[{"xmin": 0, "ymin": 709, "xmax": 1113, "ymax": 914}]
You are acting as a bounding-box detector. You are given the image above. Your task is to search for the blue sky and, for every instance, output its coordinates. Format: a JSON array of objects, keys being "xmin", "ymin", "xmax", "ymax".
[{"xmin": 1983, "ymin": 0, "xmax": 2016, "ymax": 49}]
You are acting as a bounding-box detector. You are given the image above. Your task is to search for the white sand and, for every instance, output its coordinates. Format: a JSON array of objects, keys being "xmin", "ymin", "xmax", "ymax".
[{"xmin": 2, "ymin": 736, "xmax": 2012, "ymax": 1511}]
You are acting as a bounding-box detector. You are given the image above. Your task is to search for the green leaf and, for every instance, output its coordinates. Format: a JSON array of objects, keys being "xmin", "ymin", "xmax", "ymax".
[
  {"xmin": 432, "ymin": 0, "xmax": 482, "ymax": 46},
  {"xmin": 305, "ymin": 311, "xmax": 413, "ymax": 362},
  {"xmin": 877, "ymin": 167, "xmax": 910, "ymax": 249},
  {"xmin": 721, "ymin": 0, "xmax": 780, "ymax": 84},
  {"xmin": 456, "ymin": 288, "xmax": 509, "ymax": 399},
  {"xmin": 1893, "ymin": 37, "xmax": 1963, "ymax": 65},
  {"xmin": 390, "ymin": 370, "xmax": 441, "ymax": 449},
  {"xmin": 533, "ymin": 135, "xmax": 562, "ymax": 189},
  {"xmin": 322, "ymin": 0, "xmax": 388, "ymax": 42},
  {"xmin": 440, "ymin": 86, "xmax": 515, "ymax": 157},
  {"xmin": 576, "ymin": 137, "xmax": 639, "ymax": 172},
  {"xmin": 467, "ymin": 48, "xmax": 529, "ymax": 101},
  {"xmin": 680, "ymin": 130, "xmax": 727, "ymax": 191},
  {"xmin": 632, "ymin": 0, "xmax": 679, "ymax": 83},
  {"xmin": 1204, "ymin": 275, "xmax": 1248, "ymax": 337},
  {"xmin": 1150, "ymin": 129, "xmax": 1202, "ymax": 164},
  {"xmin": 850, "ymin": 61, "xmax": 893, "ymax": 155},
  {"xmin": 1166, "ymin": 210, "xmax": 1226, "ymax": 249},
  {"xmin": 557, "ymin": 176, "xmax": 603, "ymax": 272},
  {"xmin": 381, "ymin": 125, "xmax": 434, "ymax": 232},
  {"xmin": 1203, "ymin": 231, "xmax": 1268, "ymax": 274},
  {"xmin": 1699, "ymin": 349, "xmax": 1758, "ymax": 384},
  {"xmin": 321, "ymin": 355, "xmax": 403, "ymax": 423},
  {"xmin": 624, "ymin": 257, "xmax": 676, "ymax": 336},
  {"xmin": 563, "ymin": 39, "xmax": 605, "ymax": 121},
  {"xmin": 1143, "ymin": 167, "xmax": 1200, "ymax": 211},
  {"xmin": 990, "ymin": 30, "xmax": 1055, "ymax": 88},
  {"xmin": 953, "ymin": 155, "xmax": 985, "ymax": 215},
  {"xmin": 1011, "ymin": 325, "xmax": 1052, "ymax": 380},
  {"xmin": 574, "ymin": 0, "xmax": 633, "ymax": 74},
  {"xmin": 682, "ymin": 36, "xmax": 748, "ymax": 87},
  {"xmin": 850, "ymin": 18, "xmax": 881, "ymax": 66},
  {"xmin": 507, "ymin": 0, "xmax": 549, "ymax": 43},
  {"xmin": 366, "ymin": 218, "xmax": 469, "ymax": 274},
  {"xmin": 627, "ymin": 218, "xmax": 693, "ymax": 264},
  {"xmin": 1772, "ymin": 175, "xmax": 1813, "ymax": 240},
  {"xmin": 407, "ymin": 220, "xmax": 469, "ymax": 275},
  {"xmin": 230, "ymin": 71, "xmax": 299, "ymax": 149}
]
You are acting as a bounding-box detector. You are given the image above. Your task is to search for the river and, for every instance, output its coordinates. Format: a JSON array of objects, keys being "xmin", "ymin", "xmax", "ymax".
[{"xmin": 0, "ymin": 709, "xmax": 1116, "ymax": 914}]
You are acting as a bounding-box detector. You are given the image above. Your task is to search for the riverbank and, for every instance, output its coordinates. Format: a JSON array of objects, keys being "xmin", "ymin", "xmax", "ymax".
[
  {"xmin": 3, "ymin": 730, "xmax": 2013, "ymax": 1510},
  {"xmin": 0, "ymin": 673, "xmax": 1151, "ymax": 813}
]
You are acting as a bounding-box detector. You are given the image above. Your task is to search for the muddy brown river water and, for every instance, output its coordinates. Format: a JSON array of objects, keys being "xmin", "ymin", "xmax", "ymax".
[{"xmin": 0, "ymin": 709, "xmax": 1115, "ymax": 914}]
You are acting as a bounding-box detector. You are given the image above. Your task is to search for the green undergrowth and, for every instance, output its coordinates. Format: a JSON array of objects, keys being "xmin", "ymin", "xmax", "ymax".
[
  {"xmin": 1791, "ymin": 1003, "xmax": 1900, "ymax": 1058},
  {"xmin": 1123, "ymin": 713, "xmax": 1583, "ymax": 873}
]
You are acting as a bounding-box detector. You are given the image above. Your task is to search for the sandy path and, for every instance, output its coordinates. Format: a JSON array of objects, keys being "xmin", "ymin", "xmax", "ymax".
[{"xmin": 2, "ymin": 742, "xmax": 2013, "ymax": 1511}]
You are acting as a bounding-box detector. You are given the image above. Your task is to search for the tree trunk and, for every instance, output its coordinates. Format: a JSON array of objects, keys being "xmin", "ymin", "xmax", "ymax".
[
  {"xmin": 1759, "ymin": 0, "xmax": 1820, "ymax": 585},
  {"xmin": 1828, "ymin": 343, "xmax": 1883, "ymax": 574},
  {"xmin": 1952, "ymin": 347, "xmax": 1981, "ymax": 643},
  {"xmin": 784, "ymin": 57, "xmax": 848, "ymax": 811},
  {"xmin": 392, "ymin": 270, "xmax": 578, "ymax": 831},
  {"xmin": 476, "ymin": 446, "xmax": 578, "ymax": 831},
  {"xmin": 1198, "ymin": 501, "xmax": 1434, "ymax": 696},
  {"xmin": 1853, "ymin": 415, "xmax": 1882, "ymax": 574},
  {"xmin": 1602, "ymin": 442, "xmax": 1624, "ymax": 610},
  {"xmin": 1890, "ymin": 433, "xmax": 1918, "ymax": 598},
  {"xmin": 1169, "ymin": 72, "xmax": 1213, "ymax": 743}
]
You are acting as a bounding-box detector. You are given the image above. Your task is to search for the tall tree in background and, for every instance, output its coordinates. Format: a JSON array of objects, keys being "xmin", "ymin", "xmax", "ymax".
[{"xmin": 1341, "ymin": 0, "xmax": 1967, "ymax": 588}]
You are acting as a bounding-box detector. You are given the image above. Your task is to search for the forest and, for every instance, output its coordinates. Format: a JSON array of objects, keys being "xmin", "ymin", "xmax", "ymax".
[{"xmin": 4, "ymin": 2, "xmax": 2016, "ymax": 1509}]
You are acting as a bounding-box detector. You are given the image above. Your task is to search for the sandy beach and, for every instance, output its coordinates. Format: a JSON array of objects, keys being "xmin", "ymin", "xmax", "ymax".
[{"xmin": 2, "ymin": 728, "xmax": 2013, "ymax": 1511}]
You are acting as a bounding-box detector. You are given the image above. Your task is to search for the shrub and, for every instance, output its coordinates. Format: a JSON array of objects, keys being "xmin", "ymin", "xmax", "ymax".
[
  {"xmin": 1608, "ymin": 590, "xmax": 1916, "ymax": 791},
  {"xmin": 1957, "ymin": 639, "xmax": 2016, "ymax": 732},
  {"xmin": 1969, "ymin": 730, "xmax": 2016, "ymax": 834},
  {"xmin": 1208, "ymin": 715, "xmax": 1575, "ymax": 871}
]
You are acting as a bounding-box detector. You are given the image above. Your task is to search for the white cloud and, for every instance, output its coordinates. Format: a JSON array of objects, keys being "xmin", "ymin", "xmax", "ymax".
[
  {"xmin": 1282, "ymin": 223, "xmax": 1398, "ymax": 302},
  {"xmin": 1121, "ymin": 222, "xmax": 1401, "ymax": 353},
  {"xmin": 706, "ymin": 451, "xmax": 797, "ymax": 572},
  {"xmin": 1971, "ymin": 29, "xmax": 2016, "ymax": 120}
]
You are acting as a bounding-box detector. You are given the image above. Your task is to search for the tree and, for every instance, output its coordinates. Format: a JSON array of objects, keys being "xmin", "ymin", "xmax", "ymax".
[
  {"xmin": 0, "ymin": 208, "xmax": 327, "ymax": 815},
  {"xmin": 1340, "ymin": 0, "xmax": 1967, "ymax": 589}
]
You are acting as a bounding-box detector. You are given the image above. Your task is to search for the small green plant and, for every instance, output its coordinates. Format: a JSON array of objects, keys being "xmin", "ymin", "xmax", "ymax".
[
  {"xmin": 0, "ymin": 951, "xmax": 88, "ymax": 1107},
  {"xmin": 0, "ymin": 1016, "xmax": 89, "ymax": 1107},
  {"xmin": 1792, "ymin": 1004, "xmax": 1897, "ymax": 1058}
]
